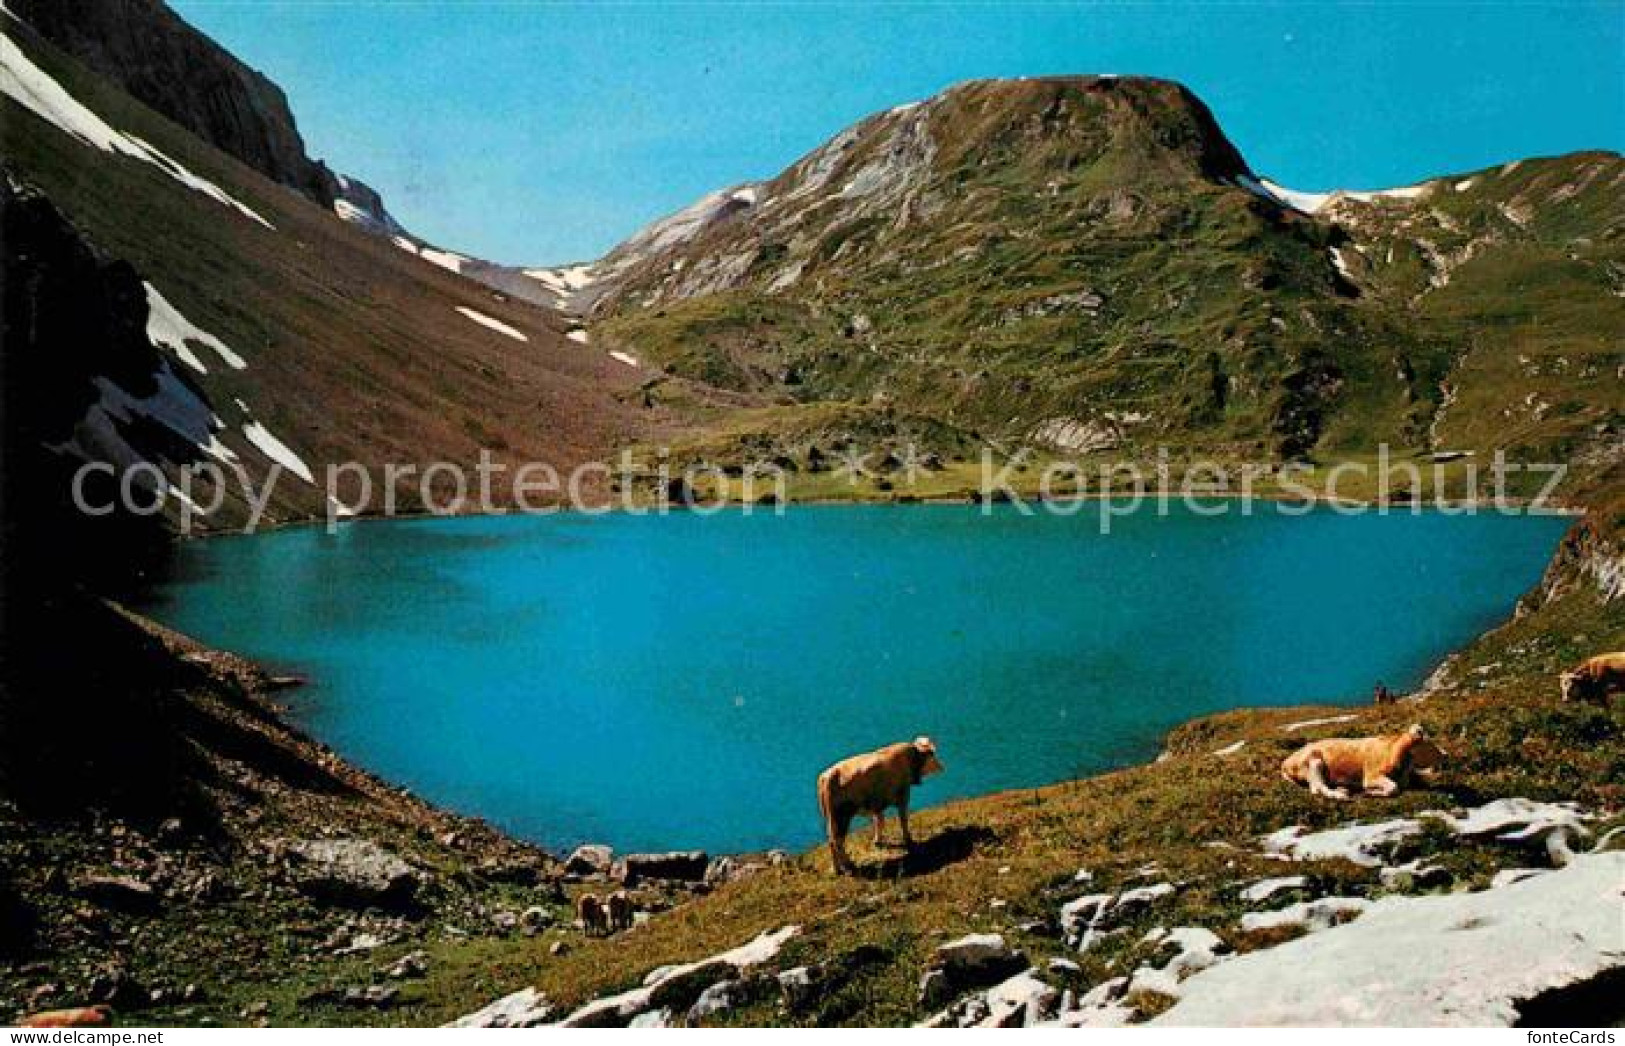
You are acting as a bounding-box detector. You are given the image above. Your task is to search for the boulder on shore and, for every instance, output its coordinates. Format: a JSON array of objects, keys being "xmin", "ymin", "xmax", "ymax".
[
  {"xmin": 282, "ymin": 839, "xmax": 420, "ymax": 909},
  {"xmin": 564, "ymin": 844, "xmax": 614, "ymax": 878}
]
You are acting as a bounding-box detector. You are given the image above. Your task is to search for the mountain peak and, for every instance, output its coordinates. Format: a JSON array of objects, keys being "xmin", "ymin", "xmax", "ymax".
[{"xmin": 586, "ymin": 74, "xmax": 1256, "ymax": 311}]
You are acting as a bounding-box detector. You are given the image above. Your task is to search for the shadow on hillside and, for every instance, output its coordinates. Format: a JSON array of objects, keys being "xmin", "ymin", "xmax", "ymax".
[{"xmin": 859, "ymin": 824, "xmax": 997, "ymax": 879}]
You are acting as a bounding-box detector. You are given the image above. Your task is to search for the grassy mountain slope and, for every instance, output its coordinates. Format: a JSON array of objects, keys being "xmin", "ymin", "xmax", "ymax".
[
  {"xmin": 581, "ymin": 78, "xmax": 1621, "ymax": 501},
  {"xmin": 11, "ymin": 0, "xmax": 339, "ymax": 205},
  {"xmin": 1, "ymin": 14, "xmax": 671, "ymax": 531}
]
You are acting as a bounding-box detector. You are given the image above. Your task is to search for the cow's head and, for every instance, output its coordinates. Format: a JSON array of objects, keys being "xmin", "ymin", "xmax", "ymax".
[
  {"xmin": 1559, "ymin": 671, "xmax": 1578, "ymax": 702},
  {"xmin": 911, "ymin": 736, "xmax": 944, "ymax": 783},
  {"xmin": 1412, "ymin": 736, "xmax": 1448, "ymax": 779}
]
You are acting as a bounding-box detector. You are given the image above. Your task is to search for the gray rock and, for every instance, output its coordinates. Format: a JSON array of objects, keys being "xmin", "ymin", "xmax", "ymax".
[
  {"xmin": 924, "ymin": 932, "xmax": 1027, "ymax": 1002},
  {"xmin": 1239, "ymin": 875, "xmax": 1308, "ymax": 904},
  {"xmin": 629, "ymin": 1008, "xmax": 672, "ymax": 1028},
  {"xmin": 564, "ymin": 844, "xmax": 614, "ymax": 878},
  {"xmin": 1061, "ymin": 883, "xmax": 1176, "ymax": 950},
  {"xmin": 687, "ymin": 979, "xmax": 745, "ymax": 1022},
  {"xmin": 554, "ymin": 926, "xmax": 800, "ymax": 1028},
  {"xmin": 981, "ymin": 970, "xmax": 1059, "ymax": 1027},
  {"xmin": 917, "ymin": 967, "xmax": 953, "ymax": 1008},
  {"xmin": 380, "ymin": 950, "xmax": 428, "ymax": 980},
  {"xmin": 73, "ymin": 875, "xmax": 159, "ymax": 913},
  {"xmin": 778, "ymin": 966, "xmax": 822, "ymax": 1010},
  {"xmin": 647, "ymin": 959, "xmax": 732, "ymax": 1012},
  {"xmin": 342, "ymin": 984, "xmax": 398, "ymax": 1009},
  {"xmin": 520, "ymin": 906, "xmax": 553, "ymax": 935},
  {"xmin": 932, "ymin": 932, "xmax": 1018, "ymax": 972},
  {"xmin": 445, "ymin": 987, "xmax": 552, "ymax": 1028},
  {"xmin": 284, "ymin": 839, "xmax": 419, "ymax": 909}
]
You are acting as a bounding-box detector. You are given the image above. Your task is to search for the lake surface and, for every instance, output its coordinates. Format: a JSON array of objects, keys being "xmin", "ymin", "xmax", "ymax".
[{"xmin": 137, "ymin": 503, "xmax": 1569, "ymax": 854}]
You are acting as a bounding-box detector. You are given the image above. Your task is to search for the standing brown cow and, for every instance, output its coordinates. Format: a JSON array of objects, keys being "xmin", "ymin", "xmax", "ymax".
[
  {"xmin": 576, "ymin": 892, "xmax": 609, "ymax": 936},
  {"xmin": 817, "ymin": 737, "xmax": 944, "ymax": 875},
  {"xmin": 606, "ymin": 890, "xmax": 633, "ymax": 933},
  {"xmin": 1560, "ymin": 652, "xmax": 1625, "ymax": 704}
]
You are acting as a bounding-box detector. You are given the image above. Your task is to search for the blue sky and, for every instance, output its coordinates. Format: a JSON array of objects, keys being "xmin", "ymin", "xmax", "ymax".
[{"xmin": 172, "ymin": 1, "xmax": 1624, "ymax": 265}]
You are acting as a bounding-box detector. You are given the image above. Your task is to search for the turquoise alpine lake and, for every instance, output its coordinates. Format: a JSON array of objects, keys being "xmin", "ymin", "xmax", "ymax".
[{"xmin": 136, "ymin": 503, "xmax": 1571, "ymax": 855}]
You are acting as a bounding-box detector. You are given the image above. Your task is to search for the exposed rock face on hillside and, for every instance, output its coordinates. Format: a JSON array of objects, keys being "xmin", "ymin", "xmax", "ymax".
[
  {"xmin": 331, "ymin": 173, "xmax": 407, "ymax": 239},
  {"xmin": 7, "ymin": 0, "xmax": 337, "ymax": 205},
  {"xmin": 0, "ymin": 172, "xmax": 195, "ymax": 589}
]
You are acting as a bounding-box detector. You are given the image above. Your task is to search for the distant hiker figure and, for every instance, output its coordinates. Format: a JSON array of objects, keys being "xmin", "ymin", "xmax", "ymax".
[{"xmin": 1372, "ymin": 682, "xmax": 1394, "ymax": 705}]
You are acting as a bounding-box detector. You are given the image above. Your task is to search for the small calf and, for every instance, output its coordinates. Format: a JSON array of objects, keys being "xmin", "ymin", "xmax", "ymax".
[{"xmin": 1281, "ymin": 724, "xmax": 1446, "ymax": 801}]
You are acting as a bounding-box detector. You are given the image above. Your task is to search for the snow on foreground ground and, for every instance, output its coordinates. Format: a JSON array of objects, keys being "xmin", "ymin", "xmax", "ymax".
[
  {"xmin": 1154, "ymin": 851, "xmax": 1623, "ymax": 1026},
  {"xmin": 0, "ymin": 31, "xmax": 273, "ymax": 228}
]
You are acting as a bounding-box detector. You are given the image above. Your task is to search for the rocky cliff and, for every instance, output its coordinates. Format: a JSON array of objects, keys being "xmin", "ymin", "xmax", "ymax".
[{"xmin": 8, "ymin": 0, "xmax": 337, "ymax": 205}]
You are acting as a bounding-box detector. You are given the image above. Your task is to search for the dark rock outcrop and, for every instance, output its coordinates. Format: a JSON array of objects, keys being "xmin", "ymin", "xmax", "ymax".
[
  {"xmin": 10, "ymin": 0, "xmax": 337, "ymax": 205},
  {"xmin": 621, "ymin": 851, "xmax": 709, "ymax": 885}
]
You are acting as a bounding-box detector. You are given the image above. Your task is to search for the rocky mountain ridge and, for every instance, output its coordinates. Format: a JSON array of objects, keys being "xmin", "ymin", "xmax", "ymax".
[{"xmin": 10, "ymin": 0, "xmax": 337, "ymax": 206}]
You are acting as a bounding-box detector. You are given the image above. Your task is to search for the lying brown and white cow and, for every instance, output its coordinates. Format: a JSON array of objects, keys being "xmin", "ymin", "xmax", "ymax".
[
  {"xmin": 1560, "ymin": 652, "xmax": 1625, "ymax": 704},
  {"xmin": 1280, "ymin": 723, "xmax": 1446, "ymax": 801},
  {"xmin": 817, "ymin": 737, "xmax": 943, "ymax": 875},
  {"xmin": 18, "ymin": 1006, "xmax": 112, "ymax": 1028}
]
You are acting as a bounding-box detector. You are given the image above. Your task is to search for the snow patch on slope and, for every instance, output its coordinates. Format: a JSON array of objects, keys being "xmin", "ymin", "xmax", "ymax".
[
  {"xmin": 1246, "ymin": 175, "xmax": 1432, "ymax": 216},
  {"xmin": 454, "ymin": 306, "xmax": 528, "ymax": 342},
  {"xmin": 1329, "ymin": 247, "xmax": 1356, "ymax": 281},
  {"xmin": 525, "ymin": 264, "xmax": 596, "ymax": 295},
  {"xmin": 1282, "ymin": 713, "xmax": 1359, "ymax": 732},
  {"xmin": 420, "ymin": 246, "xmax": 470, "ymax": 275},
  {"xmin": 144, "ymin": 283, "xmax": 247, "ymax": 373},
  {"xmin": 243, "ymin": 420, "xmax": 314, "ymax": 484},
  {"xmin": 0, "ymin": 33, "xmax": 273, "ymax": 228}
]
